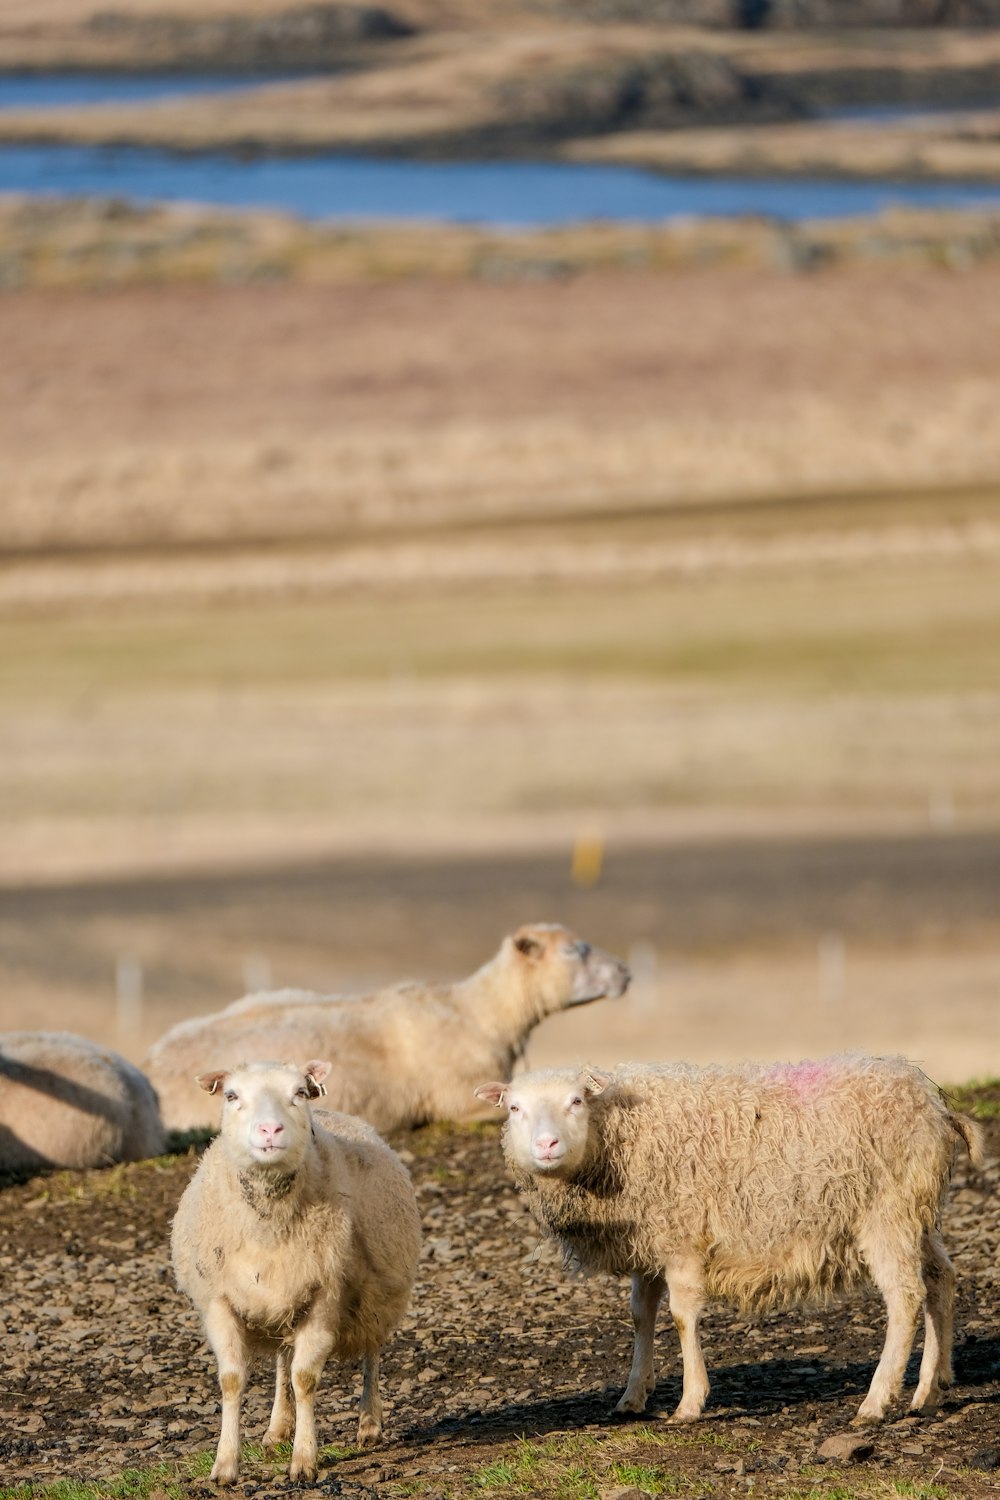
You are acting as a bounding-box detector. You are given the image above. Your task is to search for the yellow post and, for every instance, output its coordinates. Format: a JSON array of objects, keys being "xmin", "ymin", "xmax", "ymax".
[{"xmin": 571, "ymin": 831, "xmax": 604, "ymax": 888}]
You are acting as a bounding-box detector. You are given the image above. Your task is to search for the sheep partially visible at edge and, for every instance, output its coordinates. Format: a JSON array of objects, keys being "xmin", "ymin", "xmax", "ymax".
[
  {"xmin": 146, "ymin": 922, "xmax": 630, "ymax": 1133},
  {"xmin": 476, "ymin": 1055, "xmax": 984, "ymax": 1425},
  {"xmin": 171, "ymin": 1059, "xmax": 421, "ymax": 1487},
  {"xmin": 0, "ymin": 1030, "xmax": 165, "ymax": 1174}
]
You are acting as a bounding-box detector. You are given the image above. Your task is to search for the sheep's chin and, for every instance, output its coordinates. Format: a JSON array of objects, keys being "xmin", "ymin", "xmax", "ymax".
[
  {"xmin": 529, "ymin": 1150, "xmax": 570, "ymax": 1174},
  {"xmin": 240, "ymin": 1142, "xmax": 294, "ymax": 1169}
]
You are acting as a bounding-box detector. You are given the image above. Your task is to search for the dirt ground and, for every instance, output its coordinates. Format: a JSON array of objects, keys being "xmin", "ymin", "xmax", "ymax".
[{"xmin": 1, "ymin": 1096, "xmax": 998, "ymax": 1500}]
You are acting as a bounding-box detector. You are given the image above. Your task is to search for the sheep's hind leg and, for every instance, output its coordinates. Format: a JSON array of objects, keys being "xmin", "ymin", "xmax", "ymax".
[
  {"xmin": 357, "ymin": 1351, "xmax": 384, "ymax": 1447},
  {"xmin": 911, "ymin": 1229, "xmax": 956, "ymax": 1414},
  {"xmin": 615, "ymin": 1272, "xmax": 666, "ymax": 1415},
  {"xmin": 263, "ymin": 1348, "xmax": 294, "ymax": 1450},
  {"xmin": 289, "ymin": 1321, "xmax": 335, "ymax": 1482},
  {"xmin": 854, "ymin": 1229, "xmax": 924, "ymax": 1425},
  {"xmin": 665, "ymin": 1257, "xmax": 709, "ymax": 1422},
  {"xmin": 203, "ymin": 1299, "xmax": 249, "ymax": 1486}
]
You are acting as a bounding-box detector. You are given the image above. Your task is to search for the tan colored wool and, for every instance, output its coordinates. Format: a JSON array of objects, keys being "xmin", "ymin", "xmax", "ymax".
[
  {"xmin": 480, "ymin": 1055, "xmax": 983, "ymax": 1425},
  {"xmin": 0, "ymin": 1030, "xmax": 164, "ymax": 1172},
  {"xmin": 146, "ymin": 923, "xmax": 629, "ymax": 1132}
]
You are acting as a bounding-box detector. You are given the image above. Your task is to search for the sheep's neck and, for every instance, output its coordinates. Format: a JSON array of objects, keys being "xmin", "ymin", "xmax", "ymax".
[
  {"xmin": 237, "ymin": 1167, "xmax": 298, "ymax": 1220},
  {"xmin": 454, "ymin": 954, "xmax": 545, "ymax": 1059}
]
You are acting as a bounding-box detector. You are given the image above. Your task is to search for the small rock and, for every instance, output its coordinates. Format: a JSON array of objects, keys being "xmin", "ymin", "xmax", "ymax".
[
  {"xmin": 899, "ymin": 1442, "xmax": 924, "ymax": 1456},
  {"xmin": 601, "ymin": 1488, "xmax": 649, "ymax": 1500},
  {"xmin": 817, "ymin": 1433, "xmax": 875, "ymax": 1463}
]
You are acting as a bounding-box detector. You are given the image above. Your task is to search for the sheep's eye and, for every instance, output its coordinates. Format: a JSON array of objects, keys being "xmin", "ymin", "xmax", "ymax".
[
  {"xmin": 294, "ymin": 1087, "xmax": 310, "ymax": 1100},
  {"xmin": 569, "ymin": 1096, "xmax": 583, "ymax": 1108},
  {"xmin": 224, "ymin": 1090, "xmax": 238, "ymax": 1103},
  {"xmin": 508, "ymin": 1103, "xmax": 519, "ymax": 1113}
]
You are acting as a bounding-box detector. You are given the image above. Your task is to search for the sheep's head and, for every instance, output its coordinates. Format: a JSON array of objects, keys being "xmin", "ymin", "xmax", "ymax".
[
  {"xmin": 507, "ymin": 923, "xmax": 630, "ymax": 1016},
  {"xmin": 474, "ymin": 1066, "xmax": 612, "ymax": 1177},
  {"xmin": 197, "ymin": 1059, "xmax": 331, "ymax": 1173}
]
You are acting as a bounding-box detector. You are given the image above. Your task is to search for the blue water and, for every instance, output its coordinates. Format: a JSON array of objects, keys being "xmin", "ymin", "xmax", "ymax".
[
  {"xmin": 4, "ymin": 143, "xmax": 1000, "ymax": 226},
  {"xmin": 0, "ymin": 73, "xmax": 310, "ymax": 110}
]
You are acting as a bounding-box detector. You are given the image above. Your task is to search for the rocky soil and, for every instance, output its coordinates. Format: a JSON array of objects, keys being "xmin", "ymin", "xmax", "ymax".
[{"xmin": 2, "ymin": 1097, "xmax": 999, "ymax": 1499}]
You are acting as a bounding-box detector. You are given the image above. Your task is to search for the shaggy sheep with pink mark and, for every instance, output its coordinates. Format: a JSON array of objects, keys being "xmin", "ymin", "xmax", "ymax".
[{"xmin": 476, "ymin": 1054, "xmax": 983, "ymax": 1424}]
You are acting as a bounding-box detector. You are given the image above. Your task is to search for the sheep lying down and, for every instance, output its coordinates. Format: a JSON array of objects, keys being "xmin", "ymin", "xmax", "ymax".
[
  {"xmin": 476, "ymin": 1055, "xmax": 984, "ymax": 1425},
  {"xmin": 0, "ymin": 1030, "xmax": 164, "ymax": 1173},
  {"xmin": 148, "ymin": 922, "xmax": 630, "ymax": 1133},
  {"xmin": 171, "ymin": 1060, "xmax": 421, "ymax": 1486}
]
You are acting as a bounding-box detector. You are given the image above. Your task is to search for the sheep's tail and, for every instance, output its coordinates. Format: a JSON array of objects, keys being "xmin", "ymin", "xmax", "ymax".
[{"xmin": 949, "ymin": 1111, "xmax": 986, "ymax": 1169}]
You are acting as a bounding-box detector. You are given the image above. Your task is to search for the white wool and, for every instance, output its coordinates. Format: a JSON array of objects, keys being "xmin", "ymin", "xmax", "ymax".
[{"xmin": 171, "ymin": 1060, "xmax": 420, "ymax": 1486}]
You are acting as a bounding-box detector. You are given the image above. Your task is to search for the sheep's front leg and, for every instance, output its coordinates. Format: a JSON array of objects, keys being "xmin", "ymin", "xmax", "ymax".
[
  {"xmin": 664, "ymin": 1256, "xmax": 709, "ymax": 1422},
  {"xmin": 263, "ymin": 1348, "xmax": 294, "ymax": 1450},
  {"xmin": 615, "ymin": 1272, "xmax": 666, "ymax": 1414},
  {"xmin": 203, "ymin": 1299, "xmax": 249, "ymax": 1486},
  {"xmin": 289, "ymin": 1321, "xmax": 335, "ymax": 1482},
  {"xmin": 358, "ymin": 1350, "xmax": 384, "ymax": 1447}
]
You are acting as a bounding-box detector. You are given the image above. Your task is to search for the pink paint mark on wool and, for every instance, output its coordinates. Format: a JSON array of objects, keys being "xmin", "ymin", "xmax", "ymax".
[{"xmin": 767, "ymin": 1060, "xmax": 835, "ymax": 1099}]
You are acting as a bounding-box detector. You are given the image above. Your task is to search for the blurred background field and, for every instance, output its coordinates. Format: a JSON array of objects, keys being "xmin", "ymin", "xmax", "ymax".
[{"xmin": 0, "ymin": 0, "xmax": 998, "ymax": 1084}]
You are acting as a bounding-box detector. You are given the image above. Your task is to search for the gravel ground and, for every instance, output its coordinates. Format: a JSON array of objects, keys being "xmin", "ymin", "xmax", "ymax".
[{"xmin": 2, "ymin": 1101, "xmax": 999, "ymax": 1500}]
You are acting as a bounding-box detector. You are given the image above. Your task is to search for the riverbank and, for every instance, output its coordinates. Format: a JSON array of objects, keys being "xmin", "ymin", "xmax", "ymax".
[
  {"xmin": 2, "ymin": 195, "xmax": 1000, "ymax": 294},
  {"xmin": 2, "ymin": 19, "xmax": 1000, "ymax": 169}
]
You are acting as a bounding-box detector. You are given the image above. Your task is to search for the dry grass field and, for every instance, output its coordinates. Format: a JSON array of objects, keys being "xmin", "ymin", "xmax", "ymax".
[{"xmin": 1, "ymin": 255, "xmax": 1000, "ymax": 1086}]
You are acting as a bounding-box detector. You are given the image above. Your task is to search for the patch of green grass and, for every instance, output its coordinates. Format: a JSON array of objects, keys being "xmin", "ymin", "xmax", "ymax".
[
  {"xmin": 782, "ymin": 1484, "xmax": 954, "ymax": 1500},
  {"xmin": 609, "ymin": 1459, "xmax": 684, "ymax": 1494},
  {"xmin": 319, "ymin": 1441, "xmax": 365, "ymax": 1462},
  {"xmin": 0, "ymin": 1454, "xmax": 215, "ymax": 1500},
  {"xmin": 467, "ymin": 1430, "xmax": 719, "ymax": 1498},
  {"xmin": 472, "ymin": 1457, "xmax": 527, "ymax": 1491},
  {"xmin": 943, "ymin": 1078, "xmax": 1000, "ymax": 1120}
]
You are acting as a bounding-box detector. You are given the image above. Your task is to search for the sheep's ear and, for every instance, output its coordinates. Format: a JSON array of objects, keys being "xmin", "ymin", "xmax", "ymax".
[
  {"xmin": 303, "ymin": 1059, "xmax": 331, "ymax": 1098},
  {"xmin": 474, "ymin": 1081, "xmax": 509, "ymax": 1108},
  {"xmin": 581, "ymin": 1068, "xmax": 612, "ymax": 1097},
  {"xmin": 514, "ymin": 930, "xmax": 544, "ymax": 960},
  {"xmin": 197, "ymin": 1070, "xmax": 229, "ymax": 1095}
]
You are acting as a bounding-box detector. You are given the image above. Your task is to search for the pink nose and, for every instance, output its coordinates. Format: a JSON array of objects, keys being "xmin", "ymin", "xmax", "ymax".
[
  {"xmin": 256, "ymin": 1121, "xmax": 284, "ymax": 1148},
  {"xmin": 534, "ymin": 1134, "xmax": 560, "ymax": 1155}
]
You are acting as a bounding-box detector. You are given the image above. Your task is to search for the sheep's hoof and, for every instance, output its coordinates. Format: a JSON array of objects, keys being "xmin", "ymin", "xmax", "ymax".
[
  {"xmin": 210, "ymin": 1459, "xmax": 239, "ymax": 1487},
  {"xmin": 262, "ymin": 1425, "xmax": 292, "ymax": 1451},
  {"xmin": 613, "ymin": 1394, "xmax": 649, "ymax": 1417},
  {"xmin": 356, "ymin": 1416, "xmax": 382, "ymax": 1449},
  {"xmin": 669, "ymin": 1405, "xmax": 704, "ymax": 1423},
  {"xmin": 850, "ymin": 1409, "xmax": 885, "ymax": 1428},
  {"xmin": 289, "ymin": 1459, "xmax": 318, "ymax": 1483}
]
